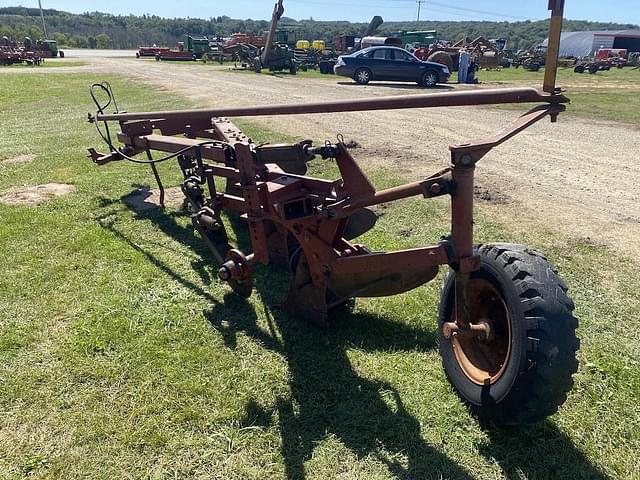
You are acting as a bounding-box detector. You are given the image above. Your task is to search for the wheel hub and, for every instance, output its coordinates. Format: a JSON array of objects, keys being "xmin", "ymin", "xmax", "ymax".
[{"xmin": 450, "ymin": 278, "xmax": 511, "ymax": 385}]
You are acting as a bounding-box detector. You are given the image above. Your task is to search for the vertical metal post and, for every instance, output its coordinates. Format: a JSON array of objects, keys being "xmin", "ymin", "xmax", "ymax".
[
  {"xmin": 38, "ymin": 0, "xmax": 48, "ymax": 39},
  {"xmin": 416, "ymin": 0, "xmax": 424, "ymax": 22},
  {"xmin": 234, "ymin": 143, "xmax": 270, "ymax": 264},
  {"xmin": 450, "ymin": 160, "xmax": 475, "ymax": 329},
  {"xmin": 543, "ymin": 0, "xmax": 565, "ymax": 93}
]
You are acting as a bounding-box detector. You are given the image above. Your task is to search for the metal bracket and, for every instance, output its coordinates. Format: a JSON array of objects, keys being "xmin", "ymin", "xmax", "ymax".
[
  {"xmin": 422, "ymin": 172, "xmax": 454, "ymax": 198},
  {"xmin": 449, "ymin": 104, "xmax": 566, "ymax": 167}
]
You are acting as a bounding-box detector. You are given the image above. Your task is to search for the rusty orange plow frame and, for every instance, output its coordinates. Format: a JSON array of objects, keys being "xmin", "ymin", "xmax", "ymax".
[{"xmin": 87, "ymin": 1, "xmax": 579, "ymax": 425}]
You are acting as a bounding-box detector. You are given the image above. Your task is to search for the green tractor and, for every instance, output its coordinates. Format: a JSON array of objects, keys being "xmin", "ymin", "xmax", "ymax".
[
  {"xmin": 42, "ymin": 39, "xmax": 62, "ymax": 57},
  {"xmin": 25, "ymin": 37, "xmax": 63, "ymax": 58},
  {"xmin": 184, "ymin": 34, "xmax": 209, "ymax": 59}
]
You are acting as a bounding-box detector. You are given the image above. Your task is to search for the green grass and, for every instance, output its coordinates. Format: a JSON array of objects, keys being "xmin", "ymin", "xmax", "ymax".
[
  {"xmin": 0, "ymin": 60, "xmax": 87, "ymax": 69},
  {"xmin": 478, "ymin": 66, "xmax": 640, "ymax": 124},
  {"xmin": 475, "ymin": 64, "xmax": 640, "ymax": 87},
  {"xmin": 0, "ymin": 73, "xmax": 639, "ymax": 479}
]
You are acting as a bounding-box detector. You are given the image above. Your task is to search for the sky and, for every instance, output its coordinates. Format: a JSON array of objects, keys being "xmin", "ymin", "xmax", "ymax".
[{"xmin": 1, "ymin": 0, "xmax": 639, "ymax": 25}]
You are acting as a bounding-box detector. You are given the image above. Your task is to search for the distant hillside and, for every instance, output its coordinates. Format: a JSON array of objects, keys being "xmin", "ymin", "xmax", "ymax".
[{"xmin": 0, "ymin": 6, "xmax": 637, "ymax": 51}]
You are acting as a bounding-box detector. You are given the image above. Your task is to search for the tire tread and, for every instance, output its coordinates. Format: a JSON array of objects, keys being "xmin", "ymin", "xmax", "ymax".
[{"xmin": 440, "ymin": 243, "xmax": 579, "ymax": 425}]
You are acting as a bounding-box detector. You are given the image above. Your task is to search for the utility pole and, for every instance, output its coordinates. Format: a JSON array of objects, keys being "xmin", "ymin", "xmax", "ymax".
[
  {"xmin": 416, "ymin": 0, "xmax": 425, "ymax": 22},
  {"xmin": 38, "ymin": 0, "xmax": 48, "ymax": 39}
]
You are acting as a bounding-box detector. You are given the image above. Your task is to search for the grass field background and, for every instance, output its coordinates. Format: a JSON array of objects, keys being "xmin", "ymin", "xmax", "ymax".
[{"xmin": 0, "ymin": 72, "xmax": 638, "ymax": 479}]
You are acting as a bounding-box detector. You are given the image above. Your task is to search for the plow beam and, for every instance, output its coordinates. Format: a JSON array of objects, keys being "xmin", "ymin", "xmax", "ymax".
[{"xmin": 96, "ymin": 87, "xmax": 568, "ymax": 123}]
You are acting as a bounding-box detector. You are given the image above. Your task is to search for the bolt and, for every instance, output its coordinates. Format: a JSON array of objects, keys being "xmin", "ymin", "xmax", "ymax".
[
  {"xmin": 430, "ymin": 183, "xmax": 442, "ymax": 195},
  {"xmin": 460, "ymin": 154, "xmax": 473, "ymax": 166}
]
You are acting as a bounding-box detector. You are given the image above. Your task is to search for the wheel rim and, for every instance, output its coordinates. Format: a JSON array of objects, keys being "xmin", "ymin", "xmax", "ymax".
[
  {"xmin": 424, "ymin": 73, "xmax": 437, "ymax": 86},
  {"xmin": 451, "ymin": 278, "xmax": 511, "ymax": 385},
  {"xmin": 357, "ymin": 70, "xmax": 369, "ymax": 83}
]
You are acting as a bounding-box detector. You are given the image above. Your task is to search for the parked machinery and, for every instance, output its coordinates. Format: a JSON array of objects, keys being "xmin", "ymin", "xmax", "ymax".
[
  {"xmin": 23, "ymin": 36, "xmax": 63, "ymax": 58},
  {"xmin": 413, "ymin": 36, "xmax": 504, "ymax": 72},
  {"xmin": 512, "ymin": 45, "xmax": 548, "ymax": 71},
  {"xmin": 253, "ymin": 0, "xmax": 296, "ymax": 74},
  {"xmin": 201, "ymin": 37, "xmax": 262, "ymax": 66},
  {"xmin": 294, "ymin": 40, "xmax": 337, "ymax": 73},
  {"xmin": 155, "ymin": 34, "xmax": 209, "ymax": 62},
  {"xmin": 333, "ymin": 15, "xmax": 384, "ymax": 55},
  {"xmin": 0, "ymin": 36, "xmax": 42, "ymax": 66},
  {"xmin": 86, "ymin": 2, "xmax": 579, "ymax": 427},
  {"xmin": 136, "ymin": 46, "xmax": 170, "ymax": 58},
  {"xmin": 573, "ymin": 48, "xmax": 628, "ymax": 73}
]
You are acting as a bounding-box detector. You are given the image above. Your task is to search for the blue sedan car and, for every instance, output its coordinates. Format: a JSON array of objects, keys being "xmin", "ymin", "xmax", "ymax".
[{"xmin": 334, "ymin": 46, "xmax": 450, "ymax": 88}]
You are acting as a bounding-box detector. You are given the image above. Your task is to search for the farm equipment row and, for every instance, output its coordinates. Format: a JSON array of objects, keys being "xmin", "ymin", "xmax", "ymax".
[
  {"xmin": 87, "ymin": 1, "xmax": 579, "ymax": 427},
  {"xmin": 1, "ymin": 35, "xmax": 63, "ymax": 61},
  {"xmin": 1, "ymin": 35, "xmax": 66, "ymax": 66}
]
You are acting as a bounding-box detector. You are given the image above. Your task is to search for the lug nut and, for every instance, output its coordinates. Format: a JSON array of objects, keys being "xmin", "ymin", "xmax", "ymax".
[{"xmin": 218, "ymin": 266, "xmax": 231, "ymax": 281}]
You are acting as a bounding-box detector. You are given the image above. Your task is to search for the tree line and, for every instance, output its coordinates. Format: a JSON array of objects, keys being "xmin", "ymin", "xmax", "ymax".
[{"xmin": 0, "ymin": 6, "xmax": 637, "ymax": 51}]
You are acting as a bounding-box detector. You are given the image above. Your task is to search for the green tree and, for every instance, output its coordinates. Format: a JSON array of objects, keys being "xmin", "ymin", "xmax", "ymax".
[
  {"xmin": 51, "ymin": 31, "xmax": 69, "ymax": 46},
  {"xmin": 95, "ymin": 33, "xmax": 111, "ymax": 49},
  {"xmin": 71, "ymin": 35, "xmax": 88, "ymax": 48}
]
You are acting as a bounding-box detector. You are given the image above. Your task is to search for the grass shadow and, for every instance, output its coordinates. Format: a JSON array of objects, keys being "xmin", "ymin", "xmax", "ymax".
[
  {"xmin": 479, "ymin": 423, "xmax": 609, "ymax": 479},
  {"xmin": 205, "ymin": 292, "xmax": 474, "ymax": 480}
]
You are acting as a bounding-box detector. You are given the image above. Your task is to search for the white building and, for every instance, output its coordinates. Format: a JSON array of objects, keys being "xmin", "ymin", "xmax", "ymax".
[{"xmin": 543, "ymin": 30, "xmax": 640, "ymax": 57}]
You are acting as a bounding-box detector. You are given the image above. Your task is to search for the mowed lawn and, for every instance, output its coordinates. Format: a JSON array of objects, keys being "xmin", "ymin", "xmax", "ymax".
[
  {"xmin": 476, "ymin": 66, "xmax": 640, "ymax": 124},
  {"xmin": 0, "ymin": 73, "xmax": 638, "ymax": 479}
]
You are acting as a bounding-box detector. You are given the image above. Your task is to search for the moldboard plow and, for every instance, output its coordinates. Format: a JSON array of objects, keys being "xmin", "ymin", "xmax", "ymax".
[{"xmin": 87, "ymin": 1, "xmax": 579, "ymax": 425}]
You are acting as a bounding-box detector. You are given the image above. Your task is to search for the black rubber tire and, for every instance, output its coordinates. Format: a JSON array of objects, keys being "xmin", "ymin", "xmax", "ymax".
[
  {"xmin": 289, "ymin": 62, "xmax": 297, "ymax": 75},
  {"xmin": 437, "ymin": 244, "xmax": 579, "ymax": 425},
  {"xmin": 354, "ymin": 67, "xmax": 372, "ymax": 85},
  {"xmin": 589, "ymin": 64, "xmax": 599, "ymax": 74},
  {"xmin": 421, "ymin": 70, "xmax": 439, "ymax": 88},
  {"xmin": 253, "ymin": 57, "xmax": 262, "ymax": 73},
  {"xmin": 136, "ymin": 52, "xmax": 140, "ymax": 58},
  {"xmin": 59, "ymin": 51, "xmax": 64, "ymax": 58},
  {"xmin": 574, "ymin": 65, "xmax": 585, "ymax": 73},
  {"xmin": 528, "ymin": 62, "xmax": 541, "ymax": 72}
]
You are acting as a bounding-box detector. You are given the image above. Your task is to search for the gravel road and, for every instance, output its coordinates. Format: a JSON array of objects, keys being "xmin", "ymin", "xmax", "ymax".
[{"xmin": 4, "ymin": 57, "xmax": 639, "ymax": 257}]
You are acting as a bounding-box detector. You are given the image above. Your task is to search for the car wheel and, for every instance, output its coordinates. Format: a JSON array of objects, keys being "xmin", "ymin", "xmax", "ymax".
[
  {"xmin": 354, "ymin": 68, "xmax": 372, "ymax": 85},
  {"xmin": 421, "ymin": 70, "xmax": 439, "ymax": 88}
]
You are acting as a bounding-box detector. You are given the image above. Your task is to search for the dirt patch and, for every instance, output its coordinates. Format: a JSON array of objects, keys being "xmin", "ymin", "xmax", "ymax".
[
  {"xmin": 2, "ymin": 154, "xmax": 35, "ymax": 165},
  {"xmin": 0, "ymin": 183, "xmax": 75, "ymax": 206},
  {"xmin": 474, "ymin": 185, "xmax": 509, "ymax": 205},
  {"xmin": 122, "ymin": 186, "xmax": 185, "ymax": 212}
]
